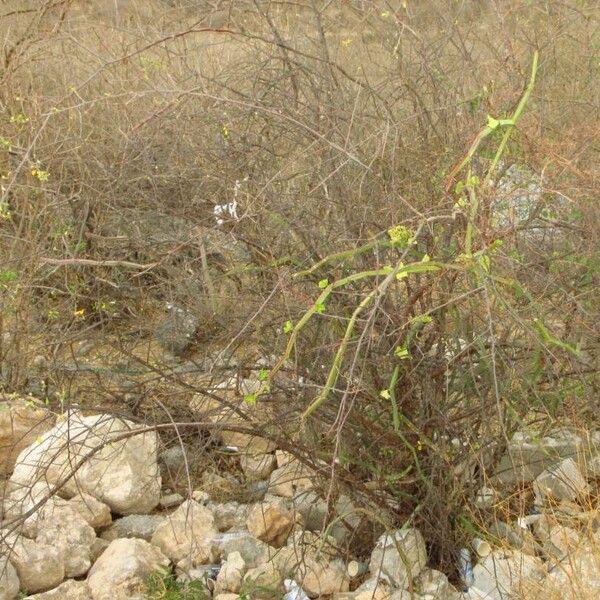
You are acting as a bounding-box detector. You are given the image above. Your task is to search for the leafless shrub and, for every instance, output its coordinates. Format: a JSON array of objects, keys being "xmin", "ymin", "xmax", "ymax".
[{"xmin": 0, "ymin": 0, "xmax": 599, "ymax": 579}]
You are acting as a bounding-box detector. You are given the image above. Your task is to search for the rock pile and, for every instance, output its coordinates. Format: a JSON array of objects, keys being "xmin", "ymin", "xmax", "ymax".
[
  {"xmin": 2, "ymin": 397, "xmax": 600, "ymax": 599},
  {"xmin": 462, "ymin": 429, "xmax": 600, "ymax": 599}
]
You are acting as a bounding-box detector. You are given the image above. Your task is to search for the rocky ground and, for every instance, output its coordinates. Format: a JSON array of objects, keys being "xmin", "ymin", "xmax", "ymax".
[{"xmin": 1, "ymin": 394, "xmax": 600, "ymax": 599}]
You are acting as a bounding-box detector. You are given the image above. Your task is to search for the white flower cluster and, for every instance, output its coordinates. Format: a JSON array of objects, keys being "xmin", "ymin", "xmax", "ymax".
[
  {"xmin": 213, "ymin": 200, "xmax": 238, "ymax": 226},
  {"xmin": 213, "ymin": 177, "xmax": 247, "ymax": 226}
]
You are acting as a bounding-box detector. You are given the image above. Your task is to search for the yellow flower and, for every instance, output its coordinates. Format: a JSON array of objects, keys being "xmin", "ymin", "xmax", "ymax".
[
  {"xmin": 10, "ymin": 113, "xmax": 29, "ymax": 125},
  {"xmin": 0, "ymin": 202, "xmax": 11, "ymax": 220},
  {"xmin": 73, "ymin": 308, "xmax": 85, "ymax": 319},
  {"xmin": 341, "ymin": 38, "xmax": 353, "ymax": 47},
  {"xmin": 31, "ymin": 168, "xmax": 50, "ymax": 182},
  {"xmin": 388, "ymin": 224, "xmax": 415, "ymax": 247}
]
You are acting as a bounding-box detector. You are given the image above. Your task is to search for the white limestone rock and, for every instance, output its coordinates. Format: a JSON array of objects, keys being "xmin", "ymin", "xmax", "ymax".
[
  {"xmin": 214, "ymin": 551, "xmax": 246, "ymax": 594},
  {"xmin": 208, "ymin": 501, "xmax": 249, "ymax": 532},
  {"xmin": 470, "ymin": 550, "xmax": 545, "ymax": 600},
  {"xmin": 23, "ymin": 579, "xmax": 92, "ymax": 599},
  {"xmin": 243, "ymin": 562, "xmax": 283, "ymax": 599},
  {"xmin": 150, "ymin": 500, "xmax": 218, "ymax": 564},
  {"xmin": 68, "ymin": 493, "xmax": 112, "ymax": 530},
  {"xmin": 533, "ymin": 458, "xmax": 590, "ymax": 502},
  {"xmin": 368, "ymin": 528, "xmax": 427, "ymax": 589},
  {"xmin": 211, "ymin": 531, "xmax": 269, "ymax": 568},
  {"xmin": 0, "ymin": 397, "xmax": 55, "ymax": 476},
  {"xmin": 246, "ymin": 500, "xmax": 295, "ymax": 548},
  {"xmin": 36, "ymin": 505, "xmax": 96, "ymax": 577},
  {"xmin": 297, "ymin": 558, "xmax": 349, "ymax": 598},
  {"xmin": 9, "ymin": 535, "xmax": 65, "ymax": 594},
  {"xmin": 101, "ymin": 514, "xmax": 164, "ymax": 542},
  {"xmin": 10, "ymin": 412, "xmax": 161, "ymax": 515},
  {"xmin": 87, "ymin": 538, "xmax": 169, "ymax": 600},
  {"xmin": 240, "ymin": 453, "xmax": 277, "ymax": 481},
  {"xmin": 494, "ymin": 429, "xmax": 585, "ymax": 485},
  {"xmin": 0, "ymin": 556, "xmax": 19, "ymax": 600}
]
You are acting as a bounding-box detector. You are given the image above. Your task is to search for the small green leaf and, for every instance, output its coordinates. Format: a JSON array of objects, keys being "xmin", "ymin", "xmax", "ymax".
[
  {"xmin": 421, "ymin": 254, "xmax": 431, "ymax": 262},
  {"xmin": 486, "ymin": 114, "xmax": 500, "ymax": 130},
  {"xmin": 394, "ymin": 346, "xmax": 410, "ymax": 360},
  {"xmin": 244, "ymin": 393, "xmax": 257, "ymax": 405},
  {"xmin": 467, "ymin": 175, "xmax": 480, "ymax": 187},
  {"xmin": 412, "ymin": 263, "xmax": 441, "ymax": 273},
  {"xmin": 258, "ymin": 369, "xmax": 269, "ymax": 381},
  {"xmin": 395, "ymin": 262, "xmax": 407, "ymax": 280},
  {"xmin": 318, "ymin": 278, "xmax": 329, "ymax": 289},
  {"xmin": 283, "ymin": 320, "xmax": 293, "ymax": 334},
  {"xmin": 478, "ymin": 254, "xmax": 490, "ymax": 272},
  {"xmin": 511, "ymin": 280, "xmax": 525, "ymax": 300},
  {"xmin": 533, "ymin": 318, "xmax": 580, "ymax": 356},
  {"xmin": 315, "ymin": 302, "xmax": 326, "ymax": 314},
  {"xmin": 413, "ymin": 315, "xmax": 433, "ymax": 325},
  {"xmin": 0, "ymin": 270, "xmax": 18, "ymax": 283}
]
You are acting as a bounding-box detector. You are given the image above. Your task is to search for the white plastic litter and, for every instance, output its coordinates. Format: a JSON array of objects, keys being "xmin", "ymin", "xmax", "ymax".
[
  {"xmin": 458, "ymin": 547, "xmax": 475, "ymax": 589},
  {"xmin": 283, "ymin": 579, "xmax": 310, "ymax": 600}
]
